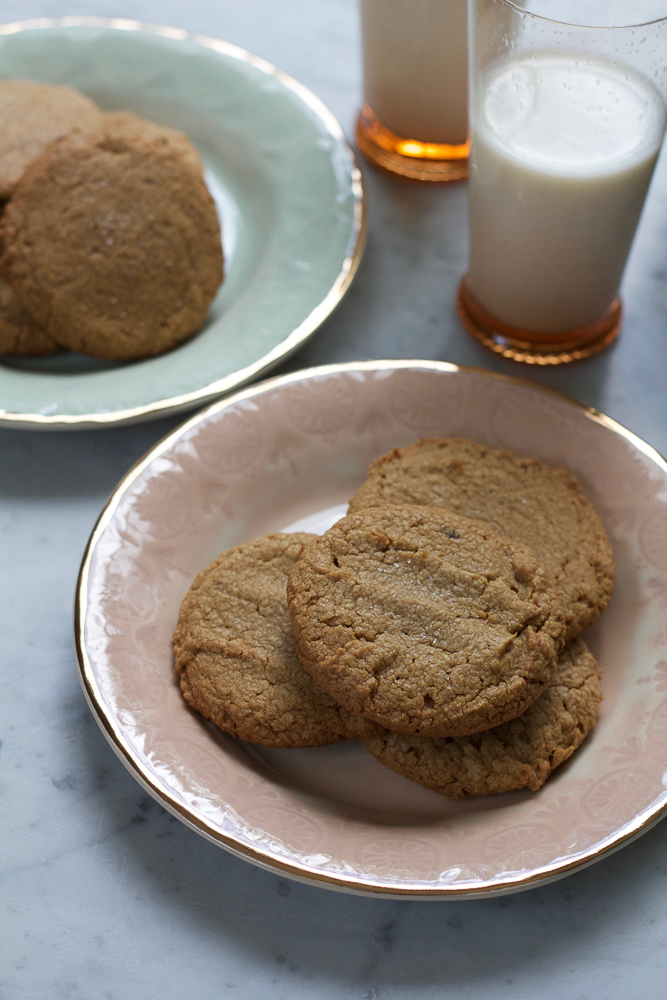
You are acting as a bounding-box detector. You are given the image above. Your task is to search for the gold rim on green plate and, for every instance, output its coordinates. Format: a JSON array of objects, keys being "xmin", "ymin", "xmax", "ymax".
[{"xmin": 0, "ymin": 18, "xmax": 365, "ymax": 429}]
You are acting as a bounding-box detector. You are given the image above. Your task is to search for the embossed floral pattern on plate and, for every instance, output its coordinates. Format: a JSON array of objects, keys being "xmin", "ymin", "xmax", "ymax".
[{"xmin": 76, "ymin": 361, "xmax": 667, "ymax": 897}]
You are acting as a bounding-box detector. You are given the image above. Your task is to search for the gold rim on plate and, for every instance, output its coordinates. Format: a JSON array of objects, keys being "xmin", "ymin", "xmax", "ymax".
[
  {"xmin": 74, "ymin": 360, "xmax": 667, "ymax": 898},
  {"xmin": 0, "ymin": 17, "xmax": 366, "ymax": 430}
]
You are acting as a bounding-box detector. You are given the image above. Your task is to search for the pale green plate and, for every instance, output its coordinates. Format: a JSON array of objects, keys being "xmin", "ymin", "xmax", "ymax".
[{"xmin": 0, "ymin": 18, "xmax": 365, "ymax": 429}]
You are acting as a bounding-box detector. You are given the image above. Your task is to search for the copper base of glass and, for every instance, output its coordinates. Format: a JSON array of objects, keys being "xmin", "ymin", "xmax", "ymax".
[
  {"xmin": 456, "ymin": 278, "xmax": 622, "ymax": 366},
  {"xmin": 355, "ymin": 104, "xmax": 469, "ymax": 183}
]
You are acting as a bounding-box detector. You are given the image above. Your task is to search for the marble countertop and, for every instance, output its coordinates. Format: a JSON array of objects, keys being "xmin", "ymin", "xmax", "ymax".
[{"xmin": 2, "ymin": 2, "xmax": 667, "ymax": 998}]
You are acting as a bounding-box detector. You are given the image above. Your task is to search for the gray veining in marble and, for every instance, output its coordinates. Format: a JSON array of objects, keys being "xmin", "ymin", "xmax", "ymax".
[{"xmin": 2, "ymin": 2, "xmax": 667, "ymax": 999}]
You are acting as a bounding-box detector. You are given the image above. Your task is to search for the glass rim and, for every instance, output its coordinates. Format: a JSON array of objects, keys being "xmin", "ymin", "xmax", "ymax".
[{"xmin": 499, "ymin": 0, "xmax": 667, "ymax": 31}]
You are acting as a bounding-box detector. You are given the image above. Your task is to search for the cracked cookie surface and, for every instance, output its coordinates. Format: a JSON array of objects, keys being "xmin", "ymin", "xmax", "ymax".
[
  {"xmin": 0, "ymin": 276, "xmax": 59, "ymax": 355},
  {"xmin": 1, "ymin": 126, "xmax": 223, "ymax": 360},
  {"xmin": 287, "ymin": 505, "xmax": 566, "ymax": 738},
  {"xmin": 174, "ymin": 533, "xmax": 377, "ymax": 748},
  {"xmin": 98, "ymin": 111, "xmax": 204, "ymax": 175},
  {"xmin": 348, "ymin": 438, "xmax": 615, "ymax": 642},
  {"xmin": 361, "ymin": 637, "xmax": 602, "ymax": 798}
]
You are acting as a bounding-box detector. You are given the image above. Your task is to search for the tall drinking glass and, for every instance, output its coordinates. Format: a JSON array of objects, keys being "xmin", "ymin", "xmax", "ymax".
[
  {"xmin": 356, "ymin": 0, "xmax": 469, "ymax": 182},
  {"xmin": 458, "ymin": 0, "xmax": 667, "ymax": 364}
]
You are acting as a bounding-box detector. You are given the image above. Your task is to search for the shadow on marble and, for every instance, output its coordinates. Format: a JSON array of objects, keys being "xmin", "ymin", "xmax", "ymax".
[
  {"xmin": 68, "ymin": 684, "xmax": 667, "ymax": 994},
  {"xmin": 0, "ymin": 416, "xmax": 182, "ymax": 499}
]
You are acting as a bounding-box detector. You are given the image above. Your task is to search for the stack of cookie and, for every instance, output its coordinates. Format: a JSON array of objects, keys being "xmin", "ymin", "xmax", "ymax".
[
  {"xmin": 0, "ymin": 80, "xmax": 222, "ymax": 360},
  {"xmin": 174, "ymin": 438, "xmax": 614, "ymax": 800}
]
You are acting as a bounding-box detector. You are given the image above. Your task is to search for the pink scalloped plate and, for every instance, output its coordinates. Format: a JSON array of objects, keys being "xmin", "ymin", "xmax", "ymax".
[{"xmin": 76, "ymin": 361, "xmax": 667, "ymax": 898}]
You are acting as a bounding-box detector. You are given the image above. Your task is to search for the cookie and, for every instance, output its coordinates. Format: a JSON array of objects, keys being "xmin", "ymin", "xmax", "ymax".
[
  {"xmin": 0, "ymin": 276, "xmax": 59, "ymax": 355},
  {"xmin": 349, "ymin": 439, "xmax": 615, "ymax": 640},
  {"xmin": 100, "ymin": 111, "xmax": 203, "ymax": 175},
  {"xmin": 0, "ymin": 80, "xmax": 102, "ymax": 198},
  {"xmin": 287, "ymin": 505, "xmax": 566, "ymax": 738},
  {"xmin": 361, "ymin": 637, "xmax": 602, "ymax": 798},
  {"xmin": 1, "ymin": 128, "xmax": 223, "ymax": 360},
  {"xmin": 174, "ymin": 533, "xmax": 378, "ymax": 748}
]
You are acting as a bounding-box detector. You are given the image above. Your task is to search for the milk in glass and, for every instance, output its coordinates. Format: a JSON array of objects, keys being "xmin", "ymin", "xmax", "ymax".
[
  {"xmin": 468, "ymin": 51, "xmax": 667, "ymax": 333},
  {"xmin": 361, "ymin": 0, "xmax": 468, "ymax": 143}
]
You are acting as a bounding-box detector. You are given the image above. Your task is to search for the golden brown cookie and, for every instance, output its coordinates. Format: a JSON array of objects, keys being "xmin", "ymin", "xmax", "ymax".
[
  {"xmin": 100, "ymin": 111, "xmax": 203, "ymax": 175},
  {"xmin": 0, "ymin": 276, "xmax": 59, "ymax": 355},
  {"xmin": 349, "ymin": 439, "xmax": 615, "ymax": 641},
  {"xmin": 0, "ymin": 80, "xmax": 102, "ymax": 198},
  {"xmin": 174, "ymin": 533, "xmax": 378, "ymax": 748},
  {"xmin": 1, "ymin": 128, "xmax": 223, "ymax": 360},
  {"xmin": 361, "ymin": 637, "xmax": 602, "ymax": 799},
  {"xmin": 287, "ymin": 505, "xmax": 566, "ymax": 738}
]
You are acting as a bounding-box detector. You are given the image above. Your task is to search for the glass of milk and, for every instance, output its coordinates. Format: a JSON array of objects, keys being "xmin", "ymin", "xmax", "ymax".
[
  {"xmin": 357, "ymin": 0, "xmax": 469, "ymax": 182},
  {"xmin": 459, "ymin": 0, "xmax": 667, "ymax": 364}
]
